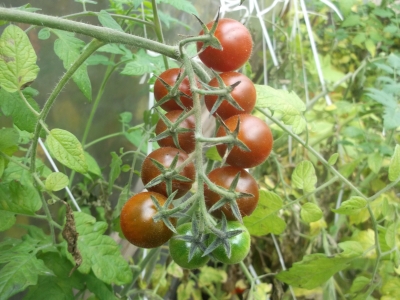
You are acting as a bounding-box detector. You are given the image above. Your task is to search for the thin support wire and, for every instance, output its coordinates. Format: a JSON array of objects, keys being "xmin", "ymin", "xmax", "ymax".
[{"xmin": 38, "ymin": 138, "xmax": 81, "ymax": 212}]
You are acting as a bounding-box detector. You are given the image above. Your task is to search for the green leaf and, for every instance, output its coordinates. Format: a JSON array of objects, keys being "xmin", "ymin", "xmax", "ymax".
[
  {"xmin": 85, "ymin": 272, "xmax": 118, "ymax": 300},
  {"xmin": 332, "ymin": 196, "xmax": 367, "ymax": 215},
  {"xmin": 98, "ymin": 10, "xmax": 123, "ymax": 32},
  {"xmin": 38, "ymin": 28, "xmax": 50, "ymax": 40},
  {"xmin": 292, "ymin": 161, "xmax": 317, "ymax": 193},
  {"xmin": 365, "ymin": 39, "xmax": 376, "ymax": 57},
  {"xmin": 205, "ymin": 146, "xmax": 222, "ymax": 162},
  {"xmin": 0, "ymin": 89, "xmax": 40, "ymax": 133},
  {"xmin": 45, "ymin": 172, "xmax": 69, "ymax": 191},
  {"xmin": 0, "ymin": 25, "xmax": 40, "ymax": 92},
  {"xmin": 385, "ymin": 223, "xmax": 397, "ymax": 249},
  {"xmin": 65, "ymin": 212, "xmax": 132, "ymax": 285},
  {"xmin": 0, "ymin": 156, "xmax": 4, "ymax": 178},
  {"xmin": 328, "ymin": 153, "xmax": 339, "ymax": 166},
  {"xmin": 85, "ymin": 151, "xmax": 102, "ymax": 177},
  {"xmin": 25, "ymin": 252, "xmax": 85, "ymax": 300},
  {"xmin": 46, "ymin": 129, "xmax": 88, "ymax": 174},
  {"xmin": 341, "ymin": 14, "xmax": 361, "ymax": 27},
  {"xmin": 156, "ymin": 0, "xmax": 198, "ymax": 15},
  {"xmin": 243, "ymin": 190, "xmax": 286, "ymax": 236},
  {"xmin": 368, "ymin": 152, "xmax": 383, "ymax": 174},
  {"xmin": 0, "ymin": 210, "xmax": 16, "ymax": 231},
  {"xmin": 0, "ymin": 240, "xmax": 53, "ymax": 299},
  {"xmin": 301, "ymin": 203, "xmax": 323, "ymax": 223},
  {"xmin": 255, "ymin": 85, "xmax": 306, "ymax": 134},
  {"xmin": 0, "ymin": 181, "xmax": 42, "ymax": 215},
  {"xmin": 51, "ymin": 30, "xmax": 92, "ymax": 100},
  {"xmin": 121, "ymin": 49, "xmax": 167, "ymax": 76},
  {"xmin": 276, "ymin": 241, "xmax": 363, "ymax": 289},
  {"xmin": 389, "ymin": 145, "xmax": 400, "ymax": 181},
  {"xmin": 0, "ymin": 128, "xmax": 19, "ymax": 151}
]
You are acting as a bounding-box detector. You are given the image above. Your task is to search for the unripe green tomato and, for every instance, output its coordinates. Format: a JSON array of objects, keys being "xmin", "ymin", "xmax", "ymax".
[
  {"xmin": 210, "ymin": 221, "xmax": 251, "ymax": 264},
  {"xmin": 169, "ymin": 223, "xmax": 210, "ymax": 269}
]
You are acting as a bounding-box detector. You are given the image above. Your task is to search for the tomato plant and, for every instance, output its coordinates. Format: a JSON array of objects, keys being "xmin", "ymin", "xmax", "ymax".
[
  {"xmin": 204, "ymin": 166, "xmax": 259, "ymax": 220},
  {"xmin": 120, "ymin": 192, "xmax": 176, "ymax": 248},
  {"xmin": 210, "ymin": 221, "xmax": 251, "ymax": 265},
  {"xmin": 141, "ymin": 147, "xmax": 195, "ymax": 198},
  {"xmin": 169, "ymin": 222, "xmax": 210, "ymax": 269},
  {"xmin": 216, "ymin": 114, "xmax": 273, "ymax": 168},
  {"xmin": 154, "ymin": 68, "xmax": 194, "ymax": 111},
  {"xmin": 154, "ymin": 110, "xmax": 196, "ymax": 153},
  {"xmin": 197, "ymin": 18, "xmax": 253, "ymax": 72},
  {"xmin": 205, "ymin": 72, "xmax": 256, "ymax": 120}
]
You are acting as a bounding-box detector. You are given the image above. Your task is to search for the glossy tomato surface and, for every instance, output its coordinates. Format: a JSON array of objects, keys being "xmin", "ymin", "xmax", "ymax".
[
  {"xmin": 205, "ymin": 72, "xmax": 256, "ymax": 120},
  {"xmin": 204, "ymin": 166, "xmax": 259, "ymax": 220},
  {"xmin": 210, "ymin": 221, "xmax": 251, "ymax": 264},
  {"xmin": 155, "ymin": 110, "xmax": 196, "ymax": 153},
  {"xmin": 197, "ymin": 18, "xmax": 253, "ymax": 72},
  {"xmin": 141, "ymin": 147, "xmax": 195, "ymax": 198},
  {"xmin": 169, "ymin": 223, "xmax": 210, "ymax": 269},
  {"xmin": 216, "ymin": 114, "xmax": 273, "ymax": 168},
  {"xmin": 154, "ymin": 68, "xmax": 194, "ymax": 111},
  {"xmin": 120, "ymin": 192, "xmax": 176, "ymax": 248}
]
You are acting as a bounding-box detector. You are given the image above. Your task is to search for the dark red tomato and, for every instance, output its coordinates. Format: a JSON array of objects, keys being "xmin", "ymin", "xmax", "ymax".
[
  {"xmin": 141, "ymin": 147, "xmax": 195, "ymax": 198},
  {"xmin": 204, "ymin": 166, "xmax": 259, "ymax": 220},
  {"xmin": 204, "ymin": 72, "xmax": 256, "ymax": 120},
  {"xmin": 154, "ymin": 68, "xmax": 194, "ymax": 111},
  {"xmin": 155, "ymin": 110, "xmax": 196, "ymax": 153},
  {"xmin": 216, "ymin": 114, "xmax": 273, "ymax": 168},
  {"xmin": 120, "ymin": 191, "xmax": 176, "ymax": 248},
  {"xmin": 197, "ymin": 18, "xmax": 253, "ymax": 72},
  {"xmin": 169, "ymin": 223, "xmax": 210, "ymax": 269},
  {"xmin": 210, "ymin": 221, "xmax": 251, "ymax": 264}
]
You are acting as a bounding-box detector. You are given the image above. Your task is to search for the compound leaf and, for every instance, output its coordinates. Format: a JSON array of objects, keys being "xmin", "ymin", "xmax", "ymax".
[
  {"xmin": 64, "ymin": 212, "xmax": 132, "ymax": 285},
  {"xmin": 276, "ymin": 241, "xmax": 363, "ymax": 289},
  {"xmin": 243, "ymin": 190, "xmax": 286, "ymax": 236},
  {"xmin": 255, "ymin": 85, "xmax": 306, "ymax": 134}
]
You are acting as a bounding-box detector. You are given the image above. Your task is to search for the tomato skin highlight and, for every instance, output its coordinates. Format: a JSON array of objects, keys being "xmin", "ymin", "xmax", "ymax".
[
  {"xmin": 169, "ymin": 223, "xmax": 210, "ymax": 269},
  {"xmin": 141, "ymin": 147, "xmax": 195, "ymax": 198},
  {"xmin": 155, "ymin": 110, "xmax": 196, "ymax": 153},
  {"xmin": 120, "ymin": 192, "xmax": 176, "ymax": 248},
  {"xmin": 216, "ymin": 114, "xmax": 273, "ymax": 168},
  {"xmin": 154, "ymin": 68, "xmax": 194, "ymax": 111},
  {"xmin": 204, "ymin": 166, "xmax": 259, "ymax": 221},
  {"xmin": 205, "ymin": 72, "xmax": 256, "ymax": 120},
  {"xmin": 197, "ymin": 19, "xmax": 253, "ymax": 72},
  {"xmin": 211, "ymin": 221, "xmax": 251, "ymax": 264}
]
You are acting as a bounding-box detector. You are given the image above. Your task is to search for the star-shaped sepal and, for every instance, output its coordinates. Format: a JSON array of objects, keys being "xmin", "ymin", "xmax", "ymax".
[{"xmin": 194, "ymin": 11, "xmax": 222, "ymax": 52}]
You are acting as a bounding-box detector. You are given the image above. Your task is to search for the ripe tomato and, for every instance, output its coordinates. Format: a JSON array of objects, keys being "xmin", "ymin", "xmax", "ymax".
[
  {"xmin": 204, "ymin": 166, "xmax": 259, "ymax": 220},
  {"xmin": 216, "ymin": 114, "xmax": 273, "ymax": 168},
  {"xmin": 204, "ymin": 72, "xmax": 256, "ymax": 120},
  {"xmin": 154, "ymin": 68, "xmax": 194, "ymax": 111},
  {"xmin": 210, "ymin": 221, "xmax": 251, "ymax": 264},
  {"xmin": 141, "ymin": 147, "xmax": 195, "ymax": 198},
  {"xmin": 120, "ymin": 191, "xmax": 176, "ymax": 248},
  {"xmin": 155, "ymin": 110, "xmax": 196, "ymax": 153},
  {"xmin": 169, "ymin": 223, "xmax": 210, "ymax": 269},
  {"xmin": 197, "ymin": 18, "xmax": 253, "ymax": 72}
]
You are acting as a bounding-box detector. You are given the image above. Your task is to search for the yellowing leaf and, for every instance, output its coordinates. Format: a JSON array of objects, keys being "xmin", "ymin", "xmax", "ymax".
[
  {"xmin": 0, "ymin": 25, "xmax": 40, "ymax": 92},
  {"xmin": 301, "ymin": 203, "xmax": 323, "ymax": 223},
  {"xmin": 292, "ymin": 161, "xmax": 317, "ymax": 193},
  {"xmin": 45, "ymin": 172, "xmax": 69, "ymax": 191},
  {"xmin": 389, "ymin": 145, "xmax": 400, "ymax": 181},
  {"xmin": 332, "ymin": 197, "xmax": 367, "ymax": 215}
]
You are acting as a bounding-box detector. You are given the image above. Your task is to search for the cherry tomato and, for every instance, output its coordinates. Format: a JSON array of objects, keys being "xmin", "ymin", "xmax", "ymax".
[
  {"xmin": 155, "ymin": 110, "xmax": 196, "ymax": 153},
  {"xmin": 210, "ymin": 221, "xmax": 251, "ymax": 264},
  {"xmin": 120, "ymin": 191, "xmax": 176, "ymax": 248},
  {"xmin": 204, "ymin": 166, "xmax": 259, "ymax": 220},
  {"xmin": 141, "ymin": 147, "xmax": 195, "ymax": 198},
  {"xmin": 197, "ymin": 18, "xmax": 253, "ymax": 72},
  {"xmin": 204, "ymin": 72, "xmax": 256, "ymax": 120},
  {"xmin": 216, "ymin": 114, "xmax": 273, "ymax": 168},
  {"xmin": 169, "ymin": 223, "xmax": 210, "ymax": 269},
  {"xmin": 154, "ymin": 68, "xmax": 195, "ymax": 111}
]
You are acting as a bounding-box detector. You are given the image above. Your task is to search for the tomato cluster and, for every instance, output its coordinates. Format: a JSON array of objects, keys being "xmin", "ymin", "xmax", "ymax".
[{"xmin": 120, "ymin": 16, "xmax": 273, "ymax": 268}]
